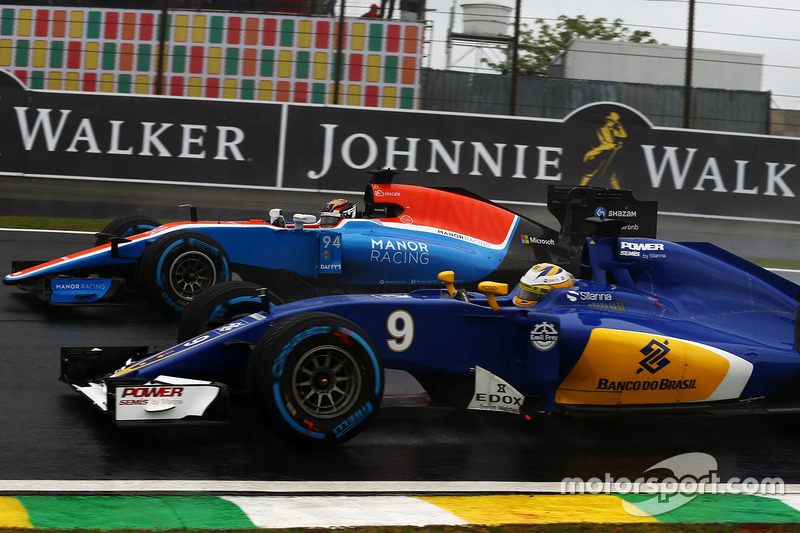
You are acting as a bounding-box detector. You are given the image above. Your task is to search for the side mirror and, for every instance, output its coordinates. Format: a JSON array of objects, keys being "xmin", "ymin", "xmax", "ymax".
[
  {"xmin": 292, "ymin": 214, "xmax": 317, "ymax": 230},
  {"xmin": 437, "ymin": 270, "xmax": 456, "ymax": 296},
  {"xmin": 478, "ymin": 281, "xmax": 508, "ymax": 311}
]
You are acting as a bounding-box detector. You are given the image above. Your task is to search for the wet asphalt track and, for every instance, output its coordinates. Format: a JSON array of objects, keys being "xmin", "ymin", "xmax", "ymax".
[{"xmin": 2, "ymin": 230, "xmax": 800, "ymax": 487}]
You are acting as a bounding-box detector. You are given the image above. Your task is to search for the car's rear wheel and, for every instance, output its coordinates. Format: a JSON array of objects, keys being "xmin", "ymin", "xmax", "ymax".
[
  {"xmin": 248, "ymin": 312, "xmax": 383, "ymax": 447},
  {"xmin": 138, "ymin": 230, "xmax": 232, "ymax": 318},
  {"xmin": 95, "ymin": 215, "xmax": 160, "ymax": 247},
  {"xmin": 177, "ymin": 280, "xmax": 284, "ymax": 342}
]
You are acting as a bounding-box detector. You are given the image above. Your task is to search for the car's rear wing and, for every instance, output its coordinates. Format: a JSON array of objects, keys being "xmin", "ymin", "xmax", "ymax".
[{"xmin": 547, "ymin": 186, "xmax": 658, "ymax": 246}]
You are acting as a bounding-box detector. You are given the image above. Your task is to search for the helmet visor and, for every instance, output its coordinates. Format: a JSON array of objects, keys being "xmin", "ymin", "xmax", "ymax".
[
  {"xmin": 515, "ymin": 283, "xmax": 549, "ymax": 304},
  {"xmin": 319, "ymin": 212, "xmax": 341, "ymax": 227}
]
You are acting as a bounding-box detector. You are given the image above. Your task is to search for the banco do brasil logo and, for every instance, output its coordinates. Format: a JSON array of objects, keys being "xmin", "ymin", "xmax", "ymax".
[{"xmin": 637, "ymin": 339, "xmax": 670, "ymax": 374}]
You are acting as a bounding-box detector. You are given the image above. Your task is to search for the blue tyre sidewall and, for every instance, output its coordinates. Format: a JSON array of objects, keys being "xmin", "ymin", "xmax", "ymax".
[{"xmin": 255, "ymin": 316, "xmax": 383, "ymax": 445}]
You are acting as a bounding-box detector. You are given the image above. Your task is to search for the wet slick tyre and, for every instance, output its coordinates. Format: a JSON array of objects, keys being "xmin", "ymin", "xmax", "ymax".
[
  {"xmin": 138, "ymin": 230, "xmax": 232, "ymax": 318},
  {"xmin": 94, "ymin": 215, "xmax": 160, "ymax": 246},
  {"xmin": 177, "ymin": 280, "xmax": 283, "ymax": 343},
  {"xmin": 248, "ymin": 312, "xmax": 384, "ymax": 447}
]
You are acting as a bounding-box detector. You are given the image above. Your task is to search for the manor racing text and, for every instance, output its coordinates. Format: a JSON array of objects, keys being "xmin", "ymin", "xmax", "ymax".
[{"xmin": 370, "ymin": 238, "xmax": 430, "ymax": 265}]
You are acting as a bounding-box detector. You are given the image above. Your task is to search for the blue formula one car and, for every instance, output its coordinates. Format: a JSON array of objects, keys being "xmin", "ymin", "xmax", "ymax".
[
  {"xmin": 4, "ymin": 169, "xmax": 656, "ymax": 318},
  {"xmin": 60, "ymin": 235, "xmax": 800, "ymax": 447}
]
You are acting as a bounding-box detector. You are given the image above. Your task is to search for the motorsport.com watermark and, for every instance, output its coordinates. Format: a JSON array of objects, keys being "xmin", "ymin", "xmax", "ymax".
[{"xmin": 560, "ymin": 453, "xmax": 784, "ymax": 516}]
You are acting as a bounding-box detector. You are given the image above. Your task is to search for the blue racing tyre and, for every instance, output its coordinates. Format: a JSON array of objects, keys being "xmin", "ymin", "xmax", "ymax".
[
  {"xmin": 248, "ymin": 312, "xmax": 384, "ymax": 447},
  {"xmin": 138, "ymin": 230, "xmax": 232, "ymax": 318},
  {"xmin": 177, "ymin": 280, "xmax": 283, "ymax": 343}
]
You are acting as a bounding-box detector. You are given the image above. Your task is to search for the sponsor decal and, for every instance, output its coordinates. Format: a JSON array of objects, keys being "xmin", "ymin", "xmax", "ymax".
[
  {"xmin": 556, "ymin": 328, "xmax": 749, "ymax": 406},
  {"xmin": 369, "ymin": 238, "xmax": 429, "ymax": 265},
  {"xmin": 595, "ymin": 207, "xmax": 607, "ymax": 218},
  {"xmin": 596, "ymin": 377, "xmax": 697, "ymax": 391},
  {"xmin": 52, "ymin": 280, "xmax": 110, "ymax": 291},
  {"xmin": 430, "ymin": 225, "xmax": 508, "ymax": 249},
  {"xmin": 468, "ymin": 366, "xmax": 525, "ymax": 414},
  {"xmin": 530, "ymin": 322, "xmax": 558, "ymax": 351},
  {"xmin": 520, "ymin": 234, "xmax": 556, "ymax": 246},
  {"xmin": 567, "ymin": 291, "xmax": 613, "ymax": 302},
  {"xmin": 619, "ymin": 240, "xmax": 666, "ymax": 258},
  {"xmin": 215, "ymin": 321, "xmax": 246, "ymax": 333},
  {"xmin": 638, "ymin": 339, "xmax": 671, "ymax": 374},
  {"xmin": 371, "ymin": 185, "xmax": 400, "ymax": 197},
  {"xmin": 121, "ymin": 386, "xmax": 184, "ymax": 397},
  {"xmin": 608, "ymin": 210, "xmax": 637, "ymax": 217},
  {"xmin": 118, "ymin": 386, "xmax": 185, "ymax": 405},
  {"xmin": 594, "ymin": 338, "xmax": 695, "ymax": 391},
  {"xmin": 400, "ymin": 215, "xmax": 414, "ymax": 224}
]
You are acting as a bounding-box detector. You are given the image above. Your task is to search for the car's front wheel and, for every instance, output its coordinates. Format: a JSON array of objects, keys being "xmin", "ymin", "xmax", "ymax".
[
  {"xmin": 177, "ymin": 280, "xmax": 283, "ymax": 342},
  {"xmin": 138, "ymin": 230, "xmax": 232, "ymax": 318},
  {"xmin": 248, "ymin": 312, "xmax": 384, "ymax": 447}
]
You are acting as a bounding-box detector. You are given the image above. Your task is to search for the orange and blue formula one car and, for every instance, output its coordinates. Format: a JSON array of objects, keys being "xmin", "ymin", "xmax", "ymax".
[{"xmin": 5, "ymin": 169, "xmax": 656, "ymax": 317}]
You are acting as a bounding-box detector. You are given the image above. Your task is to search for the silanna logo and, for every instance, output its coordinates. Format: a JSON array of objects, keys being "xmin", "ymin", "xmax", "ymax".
[{"xmin": 637, "ymin": 339, "xmax": 671, "ymax": 374}]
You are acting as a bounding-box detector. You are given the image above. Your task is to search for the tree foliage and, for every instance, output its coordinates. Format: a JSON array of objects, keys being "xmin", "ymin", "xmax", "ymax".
[{"xmin": 485, "ymin": 15, "xmax": 658, "ymax": 76}]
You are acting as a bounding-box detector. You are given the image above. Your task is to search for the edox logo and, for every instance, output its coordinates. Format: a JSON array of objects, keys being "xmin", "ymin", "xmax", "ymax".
[{"xmin": 637, "ymin": 339, "xmax": 671, "ymax": 374}]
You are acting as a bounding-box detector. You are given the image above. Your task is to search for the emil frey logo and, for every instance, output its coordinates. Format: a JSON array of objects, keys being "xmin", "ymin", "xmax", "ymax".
[
  {"xmin": 530, "ymin": 322, "xmax": 558, "ymax": 351},
  {"xmin": 637, "ymin": 339, "xmax": 671, "ymax": 374}
]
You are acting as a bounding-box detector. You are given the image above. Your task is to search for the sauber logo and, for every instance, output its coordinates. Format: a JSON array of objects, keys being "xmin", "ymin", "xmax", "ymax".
[{"xmin": 638, "ymin": 339, "xmax": 671, "ymax": 374}]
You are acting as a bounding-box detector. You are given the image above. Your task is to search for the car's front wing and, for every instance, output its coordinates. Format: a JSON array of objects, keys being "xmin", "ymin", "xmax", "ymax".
[
  {"xmin": 7, "ymin": 273, "xmax": 126, "ymax": 305},
  {"xmin": 68, "ymin": 376, "xmax": 229, "ymax": 425},
  {"xmin": 61, "ymin": 346, "xmax": 230, "ymax": 425}
]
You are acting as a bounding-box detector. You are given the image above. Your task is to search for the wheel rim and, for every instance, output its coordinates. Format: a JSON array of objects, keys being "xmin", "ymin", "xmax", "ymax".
[
  {"xmin": 169, "ymin": 250, "xmax": 217, "ymax": 301},
  {"xmin": 292, "ymin": 344, "xmax": 361, "ymax": 418}
]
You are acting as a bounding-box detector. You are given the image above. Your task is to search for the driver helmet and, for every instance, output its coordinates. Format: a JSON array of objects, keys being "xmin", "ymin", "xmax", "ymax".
[
  {"xmin": 514, "ymin": 263, "xmax": 575, "ymax": 306},
  {"xmin": 320, "ymin": 199, "xmax": 357, "ymax": 227}
]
